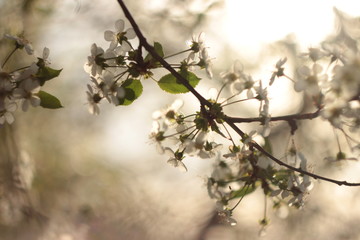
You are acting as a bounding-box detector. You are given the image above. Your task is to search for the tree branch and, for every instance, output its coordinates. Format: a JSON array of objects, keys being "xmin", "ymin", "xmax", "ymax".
[
  {"xmin": 116, "ymin": 0, "xmax": 360, "ymax": 187},
  {"xmin": 225, "ymin": 119, "xmax": 360, "ymax": 186},
  {"xmin": 116, "ymin": 0, "xmax": 211, "ymax": 108},
  {"xmin": 227, "ymin": 108, "xmax": 321, "ymax": 123}
]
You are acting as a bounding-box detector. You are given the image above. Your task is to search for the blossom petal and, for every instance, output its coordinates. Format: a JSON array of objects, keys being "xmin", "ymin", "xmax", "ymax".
[
  {"xmin": 312, "ymin": 63, "xmax": 323, "ymax": 74},
  {"xmin": 13, "ymin": 88, "xmax": 26, "ymax": 98},
  {"xmin": 43, "ymin": 47, "xmax": 50, "ymax": 60},
  {"xmin": 171, "ymin": 99, "xmax": 184, "ymax": 111},
  {"xmin": 117, "ymin": 87, "xmax": 125, "ymax": 99},
  {"xmin": 4, "ymin": 112, "xmax": 14, "ymax": 124},
  {"xmin": 90, "ymin": 43, "xmax": 98, "ymax": 55},
  {"xmin": 276, "ymin": 57, "xmax": 287, "ymax": 68},
  {"xmin": 115, "ymin": 19, "xmax": 125, "ymax": 32},
  {"xmin": 125, "ymin": 28, "xmax": 136, "ymax": 39},
  {"xmin": 294, "ymin": 80, "xmax": 305, "ymax": 92},
  {"xmin": 6, "ymin": 102, "xmax": 17, "ymax": 112},
  {"xmin": 120, "ymin": 41, "xmax": 131, "ymax": 52},
  {"xmin": 25, "ymin": 44, "xmax": 34, "ymax": 55},
  {"xmin": 298, "ymin": 65, "xmax": 310, "ymax": 76},
  {"xmin": 164, "ymin": 147, "xmax": 175, "ymax": 157},
  {"xmin": 233, "ymin": 60, "xmax": 243, "ymax": 73},
  {"xmin": 104, "ymin": 31, "xmax": 115, "ymax": 41},
  {"xmin": 22, "ymin": 100, "xmax": 30, "ymax": 112},
  {"xmin": 246, "ymin": 89, "xmax": 254, "ymax": 98},
  {"xmin": 30, "ymin": 96, "xmax": 41, "ymax": 107}
]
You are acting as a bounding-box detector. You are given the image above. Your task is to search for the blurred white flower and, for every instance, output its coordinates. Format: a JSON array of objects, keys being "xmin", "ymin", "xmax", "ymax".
[
  {"xmin": 270, "ymin": 57, "xmax": 287, "ymax": 85},
  {"xmin": 300, "ymin": 47, "xmax": 325, "ymax": 62},
  {"xmin": 0, "ymin": 100, "xmax": 16, "ymax": 124},
  {"xmin": 220, "ymin": 60, "xmax": 247, "ymax": 94},
  {"xmin": 295, "ymin": 63, "xmax": 327, "ymax": 95},
  {"xmin": 183, "ymin": 131, "xmax": 210, "ymax": 158},
  {"xmin": 199, "ymin": 48, "xmax": 213, "ymax": 78},
  {"xmin": 4, "ymin": 34, "xmax": 33, "ymax": 55},
  {"xmin": 84, "ymin": 43, "xmax": 105, "ymax": 77},
  {"xmin": 331, "ymin": 54, "xmax": 360, "ymax": 100},
  {"xmin": 0, "ymin": 71, "xmax": 14, "ymax": 100},
  {"xmin": 164, "ymin": 147, "xmax": 187, "ymax": 172},
  {"xmin": 12, "ymin": 78, "xmax": 41, "ymax": 111},
  {"xmin": 14, "ymin": 63, "xmax": 38, "ymax": 83},
  {"xmin": 321, "ymin": 98, "xmax": 347, "ymax": 128},
  {"xmin": 187, "ymin": 32, "xmax": 205, "ymax": 56},
  {"xmin": 38, "ymin": 47, "xmax": 51, "ymax": 66},
  {"xmin": 149, "ymin": 121, "xmax": 166, "ymax": 154},
  {"xmin": 217, "ymin": 207, "xmax": 237, "ymax": 226},
  {"xmin": 104, "ymin": 19, "xmax": 136, "ymax": 51},
  {"xmin": 98, "ymin": 71, "xmax": 124, "ymax": 105},
  {"xmin": 86, "ymin": 84, "xmax": 101, "ymax": 115},
  {"xmin": 152, "ymin": 99, "xmax": 184, "ymax": 126}
]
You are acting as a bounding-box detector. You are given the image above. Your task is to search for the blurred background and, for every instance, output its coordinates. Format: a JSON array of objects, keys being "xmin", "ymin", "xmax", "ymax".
[{"xmin": 0, "ymin": 0, "xmax": 360, "ymax": 239}]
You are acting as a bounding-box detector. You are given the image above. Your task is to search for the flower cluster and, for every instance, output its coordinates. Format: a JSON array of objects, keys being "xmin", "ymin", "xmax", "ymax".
[
  {"xmin": 87, "ymin": 15, "xmax": 359, "ymax": 228},
  {"xmin": 292, "ymin": 45, "xmax": 360, "ymax": 134},
  {"xmin": 219, "ymin": 62, "xmax": 271, "ymax": 136},
  {"xmin": 150, "ymin": 98, "xmax": 224, "ymax": 172},
  {"xmin": 85, "ymin": 20, "xmax": 214, "ymax": 115},
  {"xmin": 187, "ymin": 33, "xmax": 213, "ymax": 78},
  {"xmin": 220, "ymin": 60, "xmax": 254, "ymax": 96},
  {"xmin": 148, "ymin": 87, "xmax": 313, "ymax": 226},
  {"xmin": 322, "ymin": 53, "xmax": 360, "ymax": 131},
  {"xmin": 0, "ymin": 34, "xmax": 62, "ymax": 125}
]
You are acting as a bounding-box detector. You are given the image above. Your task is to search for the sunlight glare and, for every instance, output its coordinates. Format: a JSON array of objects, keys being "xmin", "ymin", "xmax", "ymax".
[{"xmin": 223, "ymin": 0, "xmax": 360, "ymax": 58}]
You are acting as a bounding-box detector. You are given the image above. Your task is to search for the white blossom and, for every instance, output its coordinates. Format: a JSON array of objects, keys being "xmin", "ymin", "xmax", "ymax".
[
  {"xmin": 199, "ymin": 48, "xmax": 213, "ymax": 78},
  {"xmin": 270, "ymin": 57, "xmax": 287, "ymax": 85},
  {"xmin": 104, "ymin": 19, "xmax": 136, "ymax": 51},
  {"xmin": 86, "ymin": 84, "xmax": 100, "ymax": 115},
  {"xmin": 331, "ymin": 54, "xmax": 360, "ymax": 100},
  {"xmin": 149, "ymin": 121, "xmax": 166, "ymax": 154},
  {"xmin": 12, "ymin": 78, "xmax": 41, "ymax": 111},
  {"xmin": 183, "ymin": 131, "xmax": 210, "ymax": 158},
  {"xmin": 84, "ymin": 43, "xmax": 105, "ymax": 77},
  {"xmin": 300, "ymin": 47, "xmax": 325, "ymax": 62},
  {"xmin": 220, "ymin": 60, "xmax": 247, "ymax": 94},
  {"xmin": 13, "ymin": 63, "xmax": 38, "ymax": 83},
  {"xmin": 152, "ymin": 99, "xmax": 184, "ymax": 126},
  {"xmin": 295, "ymin": 63, "xmax": 327, "ymax": 95},
  {"xmin": 187, "ymin": 32, "xmax": 205, "ymax": 56},
  {"xmin": 4, "ymin": 34, "xmax": 33, "ymax": 55},
  {"xmin": 216, "ymin": 203, "xmax": 237, "ymax": 226},
  {"xmin": 164, "ymin": 147, "xmax": 187, "ymax": 172}
]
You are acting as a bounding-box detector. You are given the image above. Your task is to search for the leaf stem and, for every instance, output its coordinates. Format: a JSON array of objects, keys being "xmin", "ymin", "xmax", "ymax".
[
  {"xmin": 2, "ymin": 47, "xmax": 18, "ymax": 69},
  {"xmin": 164, "ymin": 49, "xmax": 192, "ymax": 59}
]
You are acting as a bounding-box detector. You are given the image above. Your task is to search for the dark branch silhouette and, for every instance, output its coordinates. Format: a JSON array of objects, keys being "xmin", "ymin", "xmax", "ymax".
[{"xmin": 227, "ymin": 108, "xmax": 321, "ymax": 123}]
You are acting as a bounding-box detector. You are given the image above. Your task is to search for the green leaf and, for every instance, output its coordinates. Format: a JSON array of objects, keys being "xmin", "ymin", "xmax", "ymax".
[
  {"xmin": 38, "ymin": 91, "xmax": 63, "ymax": 109},
  {"xmin": 229, "ymin": 184, "xmax": 256, "ymax": 200},
  {"xmin": 154, "ymin": 42, "xmax": 164, "ymax": 58},
  {"xmin": 144, "ymin": 42, "xmax": 164, "ymax": 68},
  {"xmin": 36, "ymin": 66, "xmax": 62, "ymax": 86},
  {"xmin": 158, "ymin": 70, "xmax": 201, "ymax": 94},
  {"xmin": 118, "ymin": 79, "xmax": 143, "ymax": 106}
]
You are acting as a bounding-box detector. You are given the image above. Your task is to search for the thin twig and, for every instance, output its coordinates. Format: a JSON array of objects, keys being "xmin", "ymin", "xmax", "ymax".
[
  {"xmin": 224, "ymin": 119, "xmax": 360, "ymax": 186},
  {"xmin": 227, "ymin": 108, "xmax": 322, "ymax": 123}
]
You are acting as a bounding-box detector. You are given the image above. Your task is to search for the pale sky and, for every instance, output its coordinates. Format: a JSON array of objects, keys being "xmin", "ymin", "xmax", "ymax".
[{"xmin": 222, "ymin": 0, "xmax": 360, "ymax": 57}]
